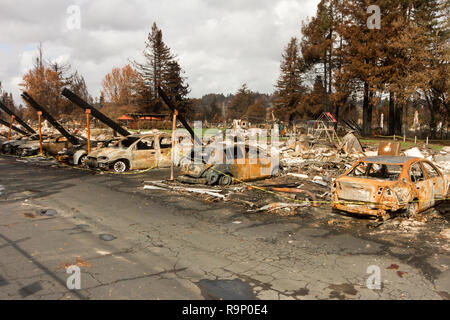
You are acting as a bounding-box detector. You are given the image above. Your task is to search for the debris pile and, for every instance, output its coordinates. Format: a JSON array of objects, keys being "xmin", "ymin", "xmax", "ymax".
[{"xmin": 403, "ymin": 145, "xmax": 450, "ymax": 174}]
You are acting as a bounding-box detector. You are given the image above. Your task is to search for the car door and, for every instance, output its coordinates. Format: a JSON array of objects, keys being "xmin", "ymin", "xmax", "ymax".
[
  {"xmin": 131, "ymin": 137, "xmax": 158, "ymax": 170},
  {"xmin": 227, "ymin": 146, "xmax": 248, "ymax": 180},
  {"xmin": 156, "ymin": 136, "xmax": 172, "ymax": 167},
  {"xmin": 421, "ymin": 161, "xmax": 445, "ymax": 200},
  {"xmin": 409, "ymin": 162, "xmax": 433, "ymax": 210}
]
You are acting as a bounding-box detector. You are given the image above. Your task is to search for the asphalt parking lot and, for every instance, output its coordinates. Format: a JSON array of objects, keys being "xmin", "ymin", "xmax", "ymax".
[{"xmin": 0, "ymin": 154, "xmax": 449, "ymax": 300}]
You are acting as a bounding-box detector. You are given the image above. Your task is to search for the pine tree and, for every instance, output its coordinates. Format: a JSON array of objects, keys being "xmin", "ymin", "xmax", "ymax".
[
  {"xmin": 133, "ymin": 22, "xmax": 192, "ymax": 115},
  {"xmin": 333, "ymin": 0, "xmax": 387, "ymax": 136},
  {"xmin": 416, "ymin": 0, "xmax": 449, "ymax": 137},
  {"xmin": 163, "ymin": 60, "xmax": 191, "ymax": 115},
  {"xmin": 133, "ymin": 23, "xmax": 173, "ymax": 112},
  {"xmin": 273, "ymin": 37, "xmax": 305, "ymax": 122},
  {"xmin": 228, "ymin": 84, "xmax": 255, "ymax": 120},
  {"xmin": 246, "ymin": 97, "xmax": 267, "ymax": 120},
  {"xmin": 301, "ymin": 0, "xmax": 337, "ymax": 114},
  {"xmin": 298, "ymin": 76, "xmax": 326, "ymax": 119}
]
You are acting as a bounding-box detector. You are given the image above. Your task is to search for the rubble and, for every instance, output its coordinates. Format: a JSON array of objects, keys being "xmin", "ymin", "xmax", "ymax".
[
  {"xmin": 339, "ymin": 131, "xmax": 364, "ymax": 154},
  {"xmin": 404, "ymin": 147, "xmax": 425, "ymax": 158},
  {"xmin": 248, "ymin": 202, "xmax": 310, "ymax": 215}
]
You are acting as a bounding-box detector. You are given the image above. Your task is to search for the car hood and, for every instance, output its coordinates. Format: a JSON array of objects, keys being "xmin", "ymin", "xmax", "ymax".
[
  {"xmin": 18, "ymin": 141, "xmax": 41, "ymax": 148},
  {"xmin": 4, "ymin": 140, "xmax": 27, "ymax": 147},
  {"xmin": 88, "ymin": 147, "xmax": 126, "ymax": 159}
]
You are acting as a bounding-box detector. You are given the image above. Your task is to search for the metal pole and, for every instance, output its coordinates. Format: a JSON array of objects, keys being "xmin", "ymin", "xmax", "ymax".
[
  {"xmin": 170, "ymin": 110, "xmax": 178, "ymax": 181},
  {"xmin": 37, "ymin": 111, "xmax": 43, "ymax": 155},
  {"xmin": 86, "ymin": 109, "xmax": 91, "ymax": 154},
  {"xmin": 7, "ymin": 115, "xmax": 15, "ymax": 141}
]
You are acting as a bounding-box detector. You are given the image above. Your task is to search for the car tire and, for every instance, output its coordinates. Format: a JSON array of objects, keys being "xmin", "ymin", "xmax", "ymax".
[
  {"xmin": 78, "ymin": 155, "xmax": 87, "ymax": 166},
  {"xmin": 206, "ymin": 170, "xmax": 220, "ymax": 185},
  {"xmin": 219, "ymin": 174, "xmax": 232, "ymax": 186},
  {"xmin": 406, "ymin": 201, "xmax": 418, "ymax": 218},
  {"xmin": 271, "ymin": 166, "xmax": 281, "ymax": 177},
  {"xmin": 112, "ymin": 160, "xmax": 129, "ymax": 173}
]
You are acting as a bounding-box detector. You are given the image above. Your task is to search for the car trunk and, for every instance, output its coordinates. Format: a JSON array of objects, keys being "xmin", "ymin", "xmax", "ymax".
[{"xmin": 336, "ymin": 179, "xmax": 378, "ymax": 202}]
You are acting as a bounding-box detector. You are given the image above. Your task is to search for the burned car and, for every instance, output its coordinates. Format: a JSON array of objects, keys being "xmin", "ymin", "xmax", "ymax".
[
  {"xmin": 331, "ymin": 156, "xmax": 450, "ymax": 218},
  {"xmin": 71, "ymin": 138, "xmax": 121, "ymax": 165},
  {"xmin": 1, "ymin": 134, "xmax": 39, "ymax": 154},
  {"xmin": 178, "ymin": 143, "xmax": 281, "ymax": 185},
  {"xmin": 16, "ymin": 136, "xmax": 46, "ymax": 156},
  {"xmin": 86, "ymin": 133, "xmax": 173, "ymax": 172}
]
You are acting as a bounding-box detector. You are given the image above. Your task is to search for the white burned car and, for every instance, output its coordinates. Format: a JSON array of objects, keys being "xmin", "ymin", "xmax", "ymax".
[{"xmin": 86, "ymin": 133, "xmax": 173, "ymax": 172}]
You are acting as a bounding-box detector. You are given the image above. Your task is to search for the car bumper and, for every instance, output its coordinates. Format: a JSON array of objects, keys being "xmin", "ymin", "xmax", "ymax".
[
  {"xmin": 331, "ymin": 197, "xmax": 404, "ymax": 217},
  {"xmin": 86, "ymin": 158, "xmax": 109, "ymax": 169},
  {"xmin": 19, "ymin": 149, "xmax": 39, "ymax": 156}
]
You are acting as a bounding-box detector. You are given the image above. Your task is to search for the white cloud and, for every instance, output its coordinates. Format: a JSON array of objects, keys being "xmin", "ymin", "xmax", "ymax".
[{"xmin": 0, "ymin": 0, "xmax": 319, "ymax": 104}]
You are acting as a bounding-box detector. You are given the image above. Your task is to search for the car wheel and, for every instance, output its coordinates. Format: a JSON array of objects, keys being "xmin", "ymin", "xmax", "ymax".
[
  {"xmin": 112, "ymin": 160, "xmax": 129, "ymax": 173},
  {"xmin": 271, "ymin": 166, "xmax": 281, "ymax": 177},
  {"xmin": 206, "ymin": 170, "xmax": 220, "ymax": 185},
  {"xmin": 219, "ymin": 174, "xmax": 232, "ymax": 186},
  {"xmin": 78, "ymin": 155, "xmax": 87, "ymax": 166},
  {"xmin": 406, "ymin": 201, "xmax": 418, "ymax": 218}
]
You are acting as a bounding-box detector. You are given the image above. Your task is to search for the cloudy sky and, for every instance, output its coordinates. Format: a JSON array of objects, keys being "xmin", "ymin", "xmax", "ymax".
[{"xmin": 0, "ymin": 0, "xmax": 319, "ymax": 103}]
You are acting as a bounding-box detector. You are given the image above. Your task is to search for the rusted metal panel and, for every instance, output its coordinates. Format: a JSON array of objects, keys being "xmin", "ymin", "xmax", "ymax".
[
  {"xmin": 331, "ymin": 156, "xmax": 449, "ymax": 218},
  {"xmin": 42, "ymin": 136, "xmax": 72, "ymax": 156},
  {"xmin": 378, "ymin": 141, "xmax": 401, "ymax": 156},
  {"xmin": 179, "ymin": 143, "xmax": 277, "ymax": 185}
]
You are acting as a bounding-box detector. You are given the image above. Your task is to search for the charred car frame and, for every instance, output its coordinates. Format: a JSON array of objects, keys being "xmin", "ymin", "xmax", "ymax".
[{"xmin": 331, "ymin": 156, "xmax": 450, "ymax": 218}]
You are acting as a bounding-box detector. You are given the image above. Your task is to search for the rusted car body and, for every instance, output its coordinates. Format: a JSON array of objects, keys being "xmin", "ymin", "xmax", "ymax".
[
  {"xmin": 16, "ymin": 136, "xmax": 48, "ymax": 156},
  {"xmin": 331, "ymin": 156, "xmax": 450, "ymax": 218},
  {"xmin": 1, "ymin": 135, "xmax": 39, "ymax": 154},
  {"xmin": 178, "ymin": 143, "xmax": 280, "ymax": 185},
  {"xmin": 43, "ymin": 136, "xmax": 75, "ymax": 156},
  {"xmin": 86, "ymin": 133, "xmax": 173, "ymax": 172},
  {"xmin": 71, "ymin": 138, "xmax": 121, "ymax": 165}
]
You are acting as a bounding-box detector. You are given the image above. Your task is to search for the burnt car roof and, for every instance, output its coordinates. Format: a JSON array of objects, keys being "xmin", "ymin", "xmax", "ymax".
[{"xmin": 362, "ymin": 156, "xmax": 420, "ymax": 164}]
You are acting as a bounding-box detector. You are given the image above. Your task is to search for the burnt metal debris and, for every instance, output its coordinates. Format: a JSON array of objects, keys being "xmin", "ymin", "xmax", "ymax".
[{"xmin": 178, "ymin": 143, "xmax": 279, "ymax": 185}]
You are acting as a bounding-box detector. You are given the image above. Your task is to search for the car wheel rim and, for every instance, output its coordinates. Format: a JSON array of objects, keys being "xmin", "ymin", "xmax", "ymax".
[
  {"xmin": 221, "ymin": 176, "xmax": 231, "ymax": 185},
  {"xmin": 114, "ymin": 162, "xmax": 126, "ymax": 172}
]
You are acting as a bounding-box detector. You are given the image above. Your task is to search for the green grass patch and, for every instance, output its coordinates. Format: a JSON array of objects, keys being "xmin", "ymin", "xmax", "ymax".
[{"xmin": 360, "ymin": 139, "xmax": 444, "ymax": 152}]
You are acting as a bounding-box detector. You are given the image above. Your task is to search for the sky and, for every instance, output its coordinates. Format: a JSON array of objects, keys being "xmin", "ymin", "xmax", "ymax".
[{"xmin": 0, "ymin": 0, "xmax": 320, "ymax": 104}]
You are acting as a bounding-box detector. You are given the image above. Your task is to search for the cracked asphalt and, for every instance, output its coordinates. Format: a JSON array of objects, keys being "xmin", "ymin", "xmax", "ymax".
[{"xmin": 0, "ymin": 154, "xmax": 449, "ymax": 300}]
